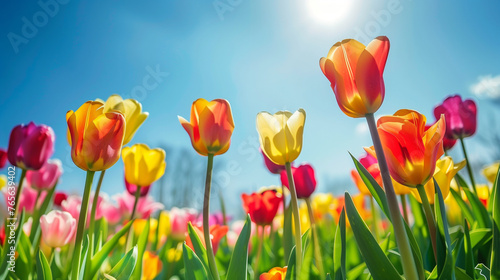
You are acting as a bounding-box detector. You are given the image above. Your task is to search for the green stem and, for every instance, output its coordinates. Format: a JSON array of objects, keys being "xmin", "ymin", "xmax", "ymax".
[
  {"xmin": 401, "ymin": 195, "xmax": 409, "ymax": 224},
  {"xmin": 70, "ymin": 170, "xmax": 95, "ymax": 280},
  {"xmin": 84, "ymin": 170, "xmax": 106, "ymax": 280},
  {"xmin": 13, "ymin": 168, "xmax": 27, "ymax": 218},
  {"xmin": 417, "ymin": 185, "xmax": 437, "ymax": 262},
  {"xmin": 49, "ymin": 248, "xmax": 55, "ymax": 265},
  {"xmin": 365, "ymin": 113, "xmax": 419, "ymax": 280},
  {"xmin": 130, "ymin": 184, "xmax": 142, "ymax": 221},
  {"xmin": 253, "ymin": 226, "xmax": 263, "ymax": 280},
  {"xmin": 306, "ymin": 198, "xmax": 325, "ymax": 280},
  {"xmin": 370, "ymin": 196, "xmax": 380, "ymax": 241},
  {"xmin": 285, "ymin": 162, "xmax": 302, "ymax": 275},
  {"xmin": 460, "ymin": 137, "xmax": 477, "ymax": 193},
  {"xmin": 203, "ymin": 154, "xmax": 220, "ymax": 279}
]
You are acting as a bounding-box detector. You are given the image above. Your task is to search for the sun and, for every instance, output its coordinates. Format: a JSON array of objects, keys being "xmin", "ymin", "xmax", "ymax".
[{"xmin": 306, "ymin": 0, "xmax": 353, "ymax": 25}]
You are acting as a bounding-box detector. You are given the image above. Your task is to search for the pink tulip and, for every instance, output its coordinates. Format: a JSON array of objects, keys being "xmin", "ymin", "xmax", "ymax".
[
  {"xmin": 0, "ymin": 149, "xmax": 7, "ymax": 169},
  {"xmin": 61, "ymin": 193, "xmax": 121, "ymax": 224},
  {"xmin": 3, "ymin": 185, "xmax": 47, "ymax": 213},
  {"xmin": 26, "ymin": 159, "xmax": 63, "ymax": 190},
  {"xmin": 194, "ymin": 212, "xmax": 230, "ymax": 227},
  {"xmin": 99, "ymin": 198, "xmax": 121, "ymax": 224},
  {"xmin": 280, "ymin": 163, "xmax": 317, "ymax": 199},
  {"xmin": 125, "ymin": 177, "xmax": 151, "ymax": 197},
  {"xmin": 169, "ymin": 207, "xmax": 198, "ymax": 239},
  {"xmin": 40, "ymin": 210, "xmax": 76, "ymax": 248},
  {"xmin": 113, "ymin": 191, "xmax": 164, "ymax": 220},
  {"xmin": 260, "ymin": 148, "xmax": 286, "ymax": 174},
  {"xmin": 7, "ymin": 122, "xmax": 55, "ymax": 170},
  {"xmin": 434, "ymin": 95, "xmax": 477, "ymax": 139},
  {"xmin": 60, "ymin": 195, "xmax": 82, "ymax": 221}
]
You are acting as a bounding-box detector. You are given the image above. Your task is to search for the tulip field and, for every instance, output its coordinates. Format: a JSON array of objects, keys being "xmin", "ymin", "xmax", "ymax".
[{"xmin": 1, "ymin": 35, "xmax": 500, "ymax": 280}]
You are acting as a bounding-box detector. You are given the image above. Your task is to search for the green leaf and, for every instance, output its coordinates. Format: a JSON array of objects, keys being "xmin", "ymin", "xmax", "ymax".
[
  {"xmin": 132, "ymin": 218, "xmax": 150, "ymax": 280},
  {"xmin": 450, "ymin": 188, "xmax": 476, "ymax": 225},
  {"xmin": 89, "ymin": 220, "xmax": 133, "ymax": 278},
  {"xmin": 344, "ymin": 192, "xmax": 402, "ymax": 280},
  {"xmin": 36, "ymin": 250, "xmax": 53, "ymax": 280},
  {"xmin": 476, "ymin": 263, "xmax": 490, "ymax": 280},
  {"xmin": 104, "ymin": 246, "xmax": 138, "ymax": 280},
  {"xmin": 470, "ymin": 228, "xmax": 492, "ymax": 250},
  {"xmin": 349, "ymin": 153, "xmax": 390, "ymax": 219},
  {"xmin": 492, "ymin": 164, "xmax": 500, "ymax": 280},
  {"xmin": 183, "ymin": 243, "xmax": 209, "ymax": 280},
  {"xmin": 15, "ymin": 230, "xmax": 33, "ymax": 280},
  {"xmin": 488, "ymin": 165, "xmax": 500, "ymax": 213},
  {"xmin": 333, "ymin": 208, "xmax": 346, "ymax": 280},
  {"xmin": 454, "ymin": 267, "xmax": 473, "ymax": 280},
  {"xmin": 226, "ymin": 215, "xmax": 251, "ymax": 280},
  {"xmin": 186, "ymin": 222, "xmax": 213, "ymax": 280},
  {"xmin": 434, "ymin": 179, "xmax": 455, "ymax": 280},
  {"xmin": 284, "ymin": 204, "xmax": 294, "ymax": 261},
  {"xmin": 300, "ymin": 231, "xmax": 313, "ymax": 280},
  {"xmin": 301, "ymin": 228, "xmax": 311, "ymax": 256},
  {"xmin": 284, "ymin": 246, "xmax": 297, "ymax": 280},
  {"xmin": 463, "ymin": 188, "xmax": 491, "ymax": 229},
  {"xmin": 463, "ymin": 219, "xmax": 474, "ymax": 278}
]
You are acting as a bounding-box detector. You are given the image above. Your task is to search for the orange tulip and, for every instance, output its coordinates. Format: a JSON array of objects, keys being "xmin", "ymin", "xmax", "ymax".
[
  {"xmin": 66, "ymin": 101, "xmax": 125, "ymax": 171},
  {"xmin": 320, "ymin": 36, "xmax": 390, "ymax": 118},
  {"xmin": 185, "ymin": 224, "xmax": 228, "ymax": 254},
  {"xmin": 260, "ymin": 267, "xmax": 287, "ymax": 280},
  {"xmin": 366, "ymin": 109, "xmax": 445, "ymax": 188},
  {"xmin": 178, "ymin": 98, "xmax": 234, "ymax": 156},
  {"xmin": 142, "ymin": 251, "xmax": 162, "ymax": 280}
]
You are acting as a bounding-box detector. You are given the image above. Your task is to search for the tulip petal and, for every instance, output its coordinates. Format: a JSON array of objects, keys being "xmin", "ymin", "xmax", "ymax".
[{"xmin": 365, "ymin": 36, "xmax": 390, "ymax": 75}]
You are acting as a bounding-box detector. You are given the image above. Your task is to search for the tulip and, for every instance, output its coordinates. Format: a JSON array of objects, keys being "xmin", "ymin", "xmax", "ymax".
[
  {"xmin": 185, "ymin": 224, "xmax": 228, "ymax": 254},
  {"xmin": 122, "ymin": 144, "xmax": 166, "ymax": 188},
  {"xmin": 242, "ymin": 190, "xmax": 282, "ymax": 225},
  {"xmin": 319, "ymin": 36, "xmax": 390, "ymax": 118},
  {"xmin": 99, "ymin": 94, "xmax": 149, "ymax": 145},
  {"xmin": 366, "ymin": 109, "xmax": 445, "ymax": 188},
  {"xmin": 53, "ymin": 192, "xmax": 68, "ymax": 208},
  {"xmin": 350, "ymin": 154, "xmax": 383, "ymax": 196},
  {"xmin": 3, "ymin": 185, "xmax": 47, "ymax": 213},
  {"xmin": 8, "ymin": 122, "xmax": 55, "ymax": 170},
  {"xmin": 442, "ymin": 136, "xmax": 457, "ymax": 151},
  {"xmin": 410, "ymin": 156, "xmax": 466, "ymax": 204},
  {"xmin": 0, "ymin": 149, "xmax": 7, "ymax": 169},
  {"xmin": 40, "ymin": 210, "xmax": 77, "ymax": 248},
  {"xmin": 142, "ymin": 251, "xmax": 163, "ymax": 280},
  {"xmin": 260, "ymin": 267, "xmax": 287, "ymax": 280},
  {"xmin": 66, "ymin": 101, "xmax": 125, "ymax": 172},
  {"xmin": 169, "ymin": 207, "xmax": 198, "ymax": 240},
  {"xmin": 434, "ymin": 95, "xmax": 477, "ymax": 139},
  {"xmin": 256, "ymin": 109, "xmax": 306, "ymax": 166},
  {"xmin": 125, "ymin": 179, "xmax": 151, "ymax": 197},
  {"xmin": 260, "ymin": 148, "xmax": 286, "ymax": 174},
  {"xmin": 26, "ymin": 159, "xmax": 62, "ymax": 190},
  {"xmin": 0, "ymin": 175, "xmax": 6, "ymax": 190},
  {"xmin": 113, "ymin": 191, "xmax": 164, "ymax": 220},
  {"xmin": 483, "ymin": 162, "xmax": 500, "ymax": 184},
  {"xmin": 178, "ymin": 98, "xmax": 234, "ymax": 156},
  {"xmin": 280, "ymin": 163, "xmax": 316, "ymax": 199}
]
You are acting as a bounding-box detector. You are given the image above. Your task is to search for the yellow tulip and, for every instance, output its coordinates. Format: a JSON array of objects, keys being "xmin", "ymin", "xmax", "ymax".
[
  {"xmin": 132, "ymin": 219, "xmax": 158, "ymax": 242},
  {"xmin": 157, "ymin": 210, "xmax": 171, "ymax": 246},
  {"xmin": 99, "ymin": 94, "xmax": 149, "ymax": 145},
  {"xmin": 167, "ymin": 246, "xmax": 183, "ymax": 262},
  {"xmin": 0, "ymin": 175, "xmax": 6, "ymax": 190},
  {"xmin": 122, "ymin": 144, "xmax": 166, "ymax": 187},
  {"xmin": 483, "ymin": 162, "xmax": 499, "ymax": 184},
  {"xmin": 256, "ymin": 109, "xmax": 306, "ymax": 165},
  {"xmin": 444, "ymin": 194, "xmax": 462, "ymax": 226},
  {"xmin": 142, "ymin": 251, "xmax": 162, "ymax": 280},
  {"xmin": 411, "ymin": 156, "xmax": 466, "ymax": 204}
]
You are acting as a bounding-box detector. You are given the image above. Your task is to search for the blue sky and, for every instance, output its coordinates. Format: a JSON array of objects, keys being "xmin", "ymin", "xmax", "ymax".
[{"xmin": 2, "ymin": 0, "xmax": 500, "ymax": 211}]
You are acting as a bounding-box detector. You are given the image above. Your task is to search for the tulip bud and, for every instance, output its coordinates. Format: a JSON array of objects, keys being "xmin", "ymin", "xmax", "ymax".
[
  {"xmin": 8, "ymin": 122, "xmax": 55, "ymax": 170},
  {"xmin": 40, "ymin": 210, "xmax": 77, "ymax": 248}
]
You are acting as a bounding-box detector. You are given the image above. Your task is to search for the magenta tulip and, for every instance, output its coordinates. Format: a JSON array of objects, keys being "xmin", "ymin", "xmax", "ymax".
[
  {"xmin": 40, "ymin": 210, "xmax": 77, "ymax": 248},
  {"xmin": 26, "ymin": 159, "xmax": 63, "ymax": 190},
  {"xmin": 7, "ymin": 122, "xmax": 55, "ymax": 170},
  {"xmin": 260, "ymin": 148, "xmax": 286, "ymax": 174},
  {"xmin": 434, "ymin": 95, "xmax": 477, "ymax": 139},
  {"xmin": 280, "ymin": 163, "xmax": 317, "ymax": 199},
  {"xmin": 125, "ymin": 177, "xmax": 151, "ymax": 197},
  {"xmin": 0, "ymin": 149, "xmax": 7, "ymax": 169}
]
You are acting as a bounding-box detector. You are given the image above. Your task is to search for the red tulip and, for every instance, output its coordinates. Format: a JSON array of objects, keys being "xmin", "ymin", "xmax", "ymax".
[
  {"xmin": 53, "ymin": 192, "xmax": 68, "ymax": 207},
  {"xmin": 125, "ymin": 176, "xmax": 151, "ymax": 197},
  {"xmin": 0, "ymin": 149, "xmax": 7, "ymax": 169},
  {"xmin": 280, "ymin": 163, "xmax": 317, "ymax": 199},
  {"xmin": 434, "ymin": 95, "xmax": 477, "ymax": 139},
  {"xmin": 350, "ymin": 154, "xmax": 383, "ymax": 196},
  {"xmin": 242, "ymin": 190, "xmax": 282, "ymax": 225},
  {"xmin": 7, "ymin": 122, "xmax": 55, "ymax": 170},
  {"xmin": 261, "ymin": 148, "xmax": 286, "ymax": 174}
]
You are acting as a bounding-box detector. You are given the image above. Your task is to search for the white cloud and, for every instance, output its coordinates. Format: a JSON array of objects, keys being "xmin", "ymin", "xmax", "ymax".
[
  {"xmin": 355, "ymin": 122, "xmax": 369, "ymax": 135},
  {"xmin": 470, "ymin": 74, "xmax": 500, "ymax": 99}
]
